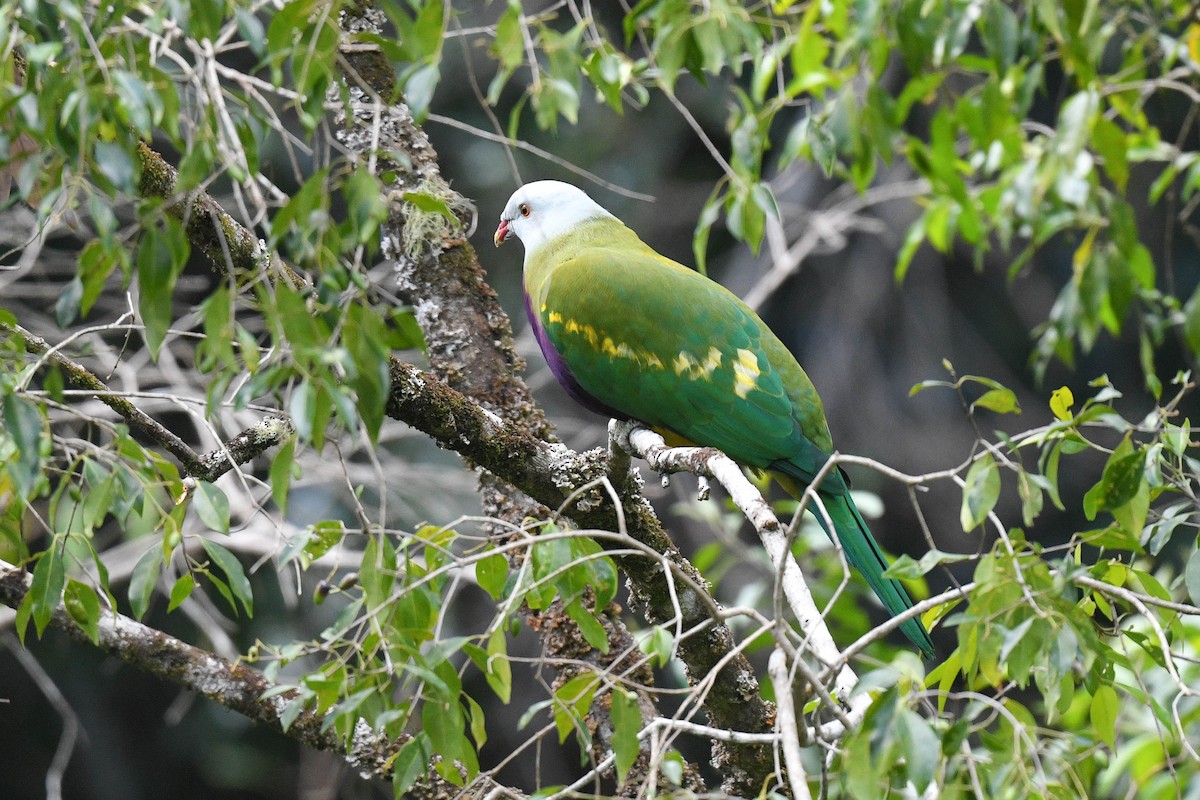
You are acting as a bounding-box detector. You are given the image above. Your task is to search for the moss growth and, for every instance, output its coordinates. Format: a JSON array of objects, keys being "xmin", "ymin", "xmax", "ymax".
[{"xmin": 394, "ymin": 177, "xmax": 472, "ymax": 260}]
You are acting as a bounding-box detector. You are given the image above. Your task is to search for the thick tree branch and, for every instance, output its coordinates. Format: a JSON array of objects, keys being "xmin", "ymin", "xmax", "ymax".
[
  {"xmin": 136, "ymin": 141, "xmax": 303, "ymax": 288},
  {"xmin": 329, "ymin": 9, "xmax": 674, "ymax": 792}
]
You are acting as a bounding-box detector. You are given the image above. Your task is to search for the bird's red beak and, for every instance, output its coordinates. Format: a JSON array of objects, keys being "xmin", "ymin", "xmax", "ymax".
[{"xmin": 494, "ymin": 219, "xmax": 510, "ymax": 247}]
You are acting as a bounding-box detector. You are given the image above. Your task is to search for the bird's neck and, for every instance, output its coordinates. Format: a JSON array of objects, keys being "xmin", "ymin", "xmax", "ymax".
[{"xmin": 523, "ymin": 218, "xmax": 645, "ymax": 300}]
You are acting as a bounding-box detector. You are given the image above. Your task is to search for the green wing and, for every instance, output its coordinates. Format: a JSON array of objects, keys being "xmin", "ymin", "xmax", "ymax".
[
  {"xmin": 534, "ymin": 234, "xmax": 934, "ymax": 655},
  {"xmin": 536, "ymin": 245, "xmax": 837, "ymax": 486}
]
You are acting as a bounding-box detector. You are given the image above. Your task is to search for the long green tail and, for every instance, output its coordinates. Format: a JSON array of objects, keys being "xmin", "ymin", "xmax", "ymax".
[
  {"xmin": 818, "ymin": 492, "xmax": 934, "ymax": 657},
  {"xmin": 773, "ymin": 469, "xmax": 935, "ymax": 657}
]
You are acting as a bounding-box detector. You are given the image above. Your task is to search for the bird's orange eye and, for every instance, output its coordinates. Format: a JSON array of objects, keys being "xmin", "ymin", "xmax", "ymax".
[{"xmin": 519, "ymin": 203, "xmax": 530, "ymax": 217}]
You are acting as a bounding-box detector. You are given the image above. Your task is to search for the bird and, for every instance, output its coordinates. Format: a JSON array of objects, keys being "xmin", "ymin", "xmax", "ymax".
[{"xmin": 494, "ymin": 180, "xmax": 934, "ymax": 658}]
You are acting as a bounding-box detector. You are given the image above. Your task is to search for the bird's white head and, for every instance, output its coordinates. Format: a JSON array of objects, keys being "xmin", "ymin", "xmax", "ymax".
[{"xmin": 494, "ymin": 180, "xmax": 615, "ymax": 253}]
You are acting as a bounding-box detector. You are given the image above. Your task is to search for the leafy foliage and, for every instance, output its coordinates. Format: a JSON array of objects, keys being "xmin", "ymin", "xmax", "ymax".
[{"xmin": 2, "ymin": 1, "xmax": 1200, "ymax": 799}]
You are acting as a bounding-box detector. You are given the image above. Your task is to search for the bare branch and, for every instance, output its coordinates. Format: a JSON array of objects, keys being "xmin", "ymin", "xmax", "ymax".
[{"xmin": 3, "ymin": 320, "xmax": 207, "ymax": 476}]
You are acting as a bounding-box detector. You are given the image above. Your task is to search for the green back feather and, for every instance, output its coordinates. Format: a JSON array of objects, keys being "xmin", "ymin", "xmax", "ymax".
[{"xmin": 527, "ymin": 219, "xmax": 832, "ymax": 477}]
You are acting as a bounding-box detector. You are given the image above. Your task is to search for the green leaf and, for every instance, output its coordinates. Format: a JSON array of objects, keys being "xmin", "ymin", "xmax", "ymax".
[
  {"xmin": 1050, "ymin": 386, "xmax": 1074, "ymax": 421},
  {"xmin": 289, "ymin": 381, "xmax": 316, "ymax": 442},
  {"xmin": 466, "ymin": 693, "xmax": 487, "ymax": 749},
  {"xmin": 137, "ymin": 218, "xmax": 190, "ymax": 359},
  {"xmin": 235, "ymin": 7, "xmax": 267, "ymax": 56},
  {"xmin": 1184, "ymin": 283, "xmax": 1200, "ymax": 356},
  {"xmin": 321, "ymin": 687, "xmax": 376, "ymax": 734},
  {"xmin": 403, "ymin": 63, "xmax": 441, "ymax": 119},
  {"xmin": 167, "ymin": 573, "xmax": 195, "ymax": 611},
  {"xmin": 727, "ymin": 189, "xmax": 766, "ymax": 254},
  {"xmin": 269, "ymin": 436, "xmax": 296, "ymax": 516},
  {"xmin": 980, "ymin": 1, "xmax": 1018, "ymax": 72},
  {"xmin": 485, "ymin": 629, "xmax": 513, "ymax": 704},
  {"xmin": 411, "ymin": 0, "xmax": 448, "ymax": 58},
  {"xmin": 972, "ymin": 387, "xmax": 1021, "ymax": 415},
  {"xmin": 909, "ymin": 379, "xmax": 952, "ymax": 397},
  {"xmin": 1083, "ymin": 442, "xmax": 1144, "ymax": 520},
  {"xmin": 205, "ymin": 569, "xmax": 237, "ymax": 615},
  {"xmin": 585, "ymin": 49, "xmax": 630, "ymax": 112},
  {"xmin": 1185, "ymin": 547, "xmax": 1200, "ymax": 607},
  {"xmin": 1017, "ymin": 468, "xmax": 1044, "ymax": 527},
  {"xmin": 391, "ymin": 734, "xmax": 431, "ymax": 797},
  {"xmin": 55, "ymin": 277, "xmax": 83, "ymax": 327},
  {"xmin": 1089, "ymin": 684, "xmax": 1118, "ymax": 748},
  {"xmin": 926, "ymin": 649, "xmax": 962, "ymax": 713},
  {"xmin": 1093, "ymin": 115, "xmax": 1129, "ymax": 192},
  {"xmin": 475, "ymin": 550, "xmax": 507, "ymax": 601},
  {"xmin": 279, "ymin": 695, "xmax": 306, "ymax": 733},
  {"xmin": 360, "ymin": 535, "xmax": 396, "ymax": 611},
  {"xmin": 610, "ymin": 688, "xmax": 642, "ymax": 781},
  {"xmin": 305, "ymin": 520, "xmax": 344, "ymax": 563},
  {"xmin": 960, "ymin": 452, "xmax": 1000, "ymax": 532},
  {"xmin": 639, "ymin": 626, "xmax": 674, "ymax": 668},
  {"xmin": 659, "ymin": 752, "xmax": 684, "ymax": 786},
  {"xmin": 270, "ymin": 168, "xmax": 331, "ymax": 250},
  {"xmin": 344, "ymin": 303, "xmax": 392, "ymax": 442},
  {"xmin": 883, "ymin": 549, "xmax": 974, "ymax": 579},
  {"xmin": 897, "ymin": 709, "xmax": 939, "ymax": 792},
  {"xmin": 845, "ymin": 687, "xmax": 899, "ymax": 796},
  {"xmin": 895, "ymin": 209, "xmax": 928, "ymax": 282},
  {"xmin": 553, "ymin": 672, "xmax": 598, "ymax": 746},
  {"xmin": 201, "ymin": 539, "xmax": 254, "ymax": 616},
  {"xmin": 343, "ymin": 170, "xmax": 388, "ymax": 245},
  {"xmin": 423, "ymin": 697, "xmax": 475, "ymax": 786},
  {"xmin": 692, "ymin": 184, "xmax": 723, "ymax": 275},
  {"xmin": 193, "ymin": 481, "xmax": 230, "ymax": 533},
  {"xmin": 531, "ymin": 77, "xmax": 580, "ymax": 130},
  {"xmin": 128, "ymin": 546, "xmax": 161, "ymax": 620},
  {"xmin": 1111, "ymin": 477, "xmax": 1149, "ymax": 543},
  {"xmin": 576, "ymin": 537, "xmax": 618, "ymax": 608},
  {"xmin": 389, "ymin": 308, "xmax": 427, "ymax": 351},
  {"xmin": 93, "ymin": 141, "xmax": 137, "ymax": 194},
  {"xmin": 25, "ymin": 545, "xmax": 65, "ymax": 637},
  {"xmin": 565, "ymin": 599, "xmax": 610, "ymax": 653},
  {"xmin": 788, "ymin": 3, "xmax": 831, "ymax": 94},
  {"xmin": 63, "ymin": 578, "xmax": 100, "ymax": 645},
  {"xmin": 491, "ymin": 1, "xmax": 523, "ymax": 70},
  {"xmin": 3, "ymin": 393, "xmax": 44, "ymax": 498}
]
